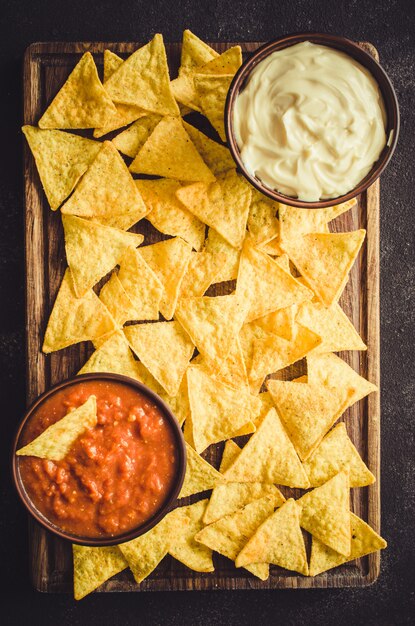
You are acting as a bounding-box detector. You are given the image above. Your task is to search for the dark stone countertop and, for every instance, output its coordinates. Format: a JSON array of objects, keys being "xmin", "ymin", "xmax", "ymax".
[{"xmin": 0, "ymin": 0, "xmax": 413, "ymax": 624}]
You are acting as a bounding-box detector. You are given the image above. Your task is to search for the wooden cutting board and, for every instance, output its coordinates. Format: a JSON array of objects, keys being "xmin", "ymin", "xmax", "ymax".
[{"xmin": 23, "ymin": 40, "xmax": 381, "ymax": 592}]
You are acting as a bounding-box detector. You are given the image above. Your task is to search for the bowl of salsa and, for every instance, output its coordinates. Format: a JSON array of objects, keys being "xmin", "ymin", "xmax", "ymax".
[{"xmin": 12, "ymin": 373, "xmax": 186, "ymax": 546}]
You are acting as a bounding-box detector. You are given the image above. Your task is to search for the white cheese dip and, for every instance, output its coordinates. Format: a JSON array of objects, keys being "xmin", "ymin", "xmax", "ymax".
[{"xmin": 234, "ymin": 41, "xmax": 387, "ymax": 201}]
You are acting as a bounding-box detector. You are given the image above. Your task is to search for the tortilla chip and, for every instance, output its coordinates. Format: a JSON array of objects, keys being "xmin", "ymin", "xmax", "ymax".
[
  {"xmin": 17, "ymin": 395, "xmax": 97, "ymax": 460},
  {"xmin": 139, "ymin": 237, "xmax": 193, "ymax": 319},
  {"xmin": 295, "ymin": 300, "xmax": 367, "ymax": 353},
  {"xmin": 194, "ymin": 73, "xmax": 233, "ymax": 141},
  {"xmin": 235, "ymin": 499, "xmax": 309, "ymax": 576},
  {"xmin": 211, "ymin": 335, "xmax": 250, "ymax": 390},
  {"xmin": 247, "ymin": 189, "xmax": 280, "ymax": 246},
  {"xmin": 219, "ymin": 440, "xmax": 241, "ymax": 472},
  {"xmin": 124, "ymin": 321, "xmax": 194, "ymax": 397},
  {"xmin": 236, "ymin": 238, "xmax": 313, "ymax": 322},
  {"xmin": 253, "ymin": 305, "xmax": 296, "ymax": 342},
  {"xmin": 162, "ymin": 376, "xmax": 191, "ymax": 427},
  {"xmin": 103, "ymin": 49, "xmax": 124, "ymax": 81},
  {"xmin": 136, "ymin": 179, "xmax": 205, "ymax": 251},
  {"xmin": 73, "ymin": 545, "xmax": 128, "ymax": 600},
  {"xmin": 259, "ymin": 236, "xmax": 284, "ymax": 256},
  {"xmin": 167, "ymin": 500, "xmax": 214, "ymax": 572},
  {"xmin": 39, "ymin": 52, "xmax": 117, "ymax": 129},
  {"xmin": 130, "ymin": 116, "xmax": 215, "ymax": 182},
  {"xmin": 78, "ymin": 330, "xmax": 143, "ymax": 381},
  {"xmin": 309, "ymin": 512, "xmax": 387, "ymax": 576},
  {"xmin": 281, "ymin": 230, "xmax": 366, "ymax": 306},
  {"xmin": 179, "ymin": 251, "xmax": 226, "ymax": 299},
  {"xmin": 22, "ymin": 126, "xmax": 101, "ymax": 210},
  {"xmin": 105, "ymin": 34, "xmax": 179, "ymax": 115},
  {"xmin": 62, "ymin": 214, "xmax": 143, "ymax": 297},
  {"xmin": 112, "ymin": 114, "xmax": 162, "ymax": 158},
  {"xmin": 183, "ymin": 121, "xmax": 235, "ymax": 175},
  {"xmin": 179, "ymin": 442, "xmax": 223, "ymax": 498},
  {"xmin": 117, "ymin": 246, "xmax": 164, "ymax": 320},
  {"xmin": 204, "ymin": 228, "xmax": 241, "ymax": 282},
  {"xmin": 119, "ymin": 516, "xmax": 171, "ymax": 583},
  {"xmin": 179, "ymin": 30, "xmax": 219, "ymax": 73},
  {"xmin": 61, "ymin": 141, "xmax": 148, "ymax": 229},
  {"xmin": 223, "ymin": 408, "xmax": 310, "ymax": 487},
  {"xmin": 197, "ymin": 496, "xmax": 275, "ymax": 580},
  {"xmin": 177, "ymin": 170, "xmax": 251, "ymax": 248},
  {"xmin": 303, "ymin": 423, "xmax": 375, "ymax": 488},
  {"xmin": 250, "ymin": 391, "xmax": 276, "ymax": 426},
  {"xmin": 296, "ymin": 470, "xmax": 351, "ymax": 556},
  {"xmin": 279, "ymin": 199, "xmax": 356, "ymax": 243},
  {"xmin": 186, "ymin": 366, "xmax": 254, "ymax": 453},
  {"xmin": 43, "ymin": 269, "xmax": 116, "ymax": 353},
  {"xmin": 266, "ymin": 378, "xmax": 354, "ymax": 461},
  {"xmin": 98, "ymin": 273, "xmax": 137, "ymax": 326},
  {"xmin": 307, "ymin": 352, "xmax": 378, "ymax": 408},
  {"xmin": 175, "ymin": 293, "xmax": 248, "ymax": 364}
]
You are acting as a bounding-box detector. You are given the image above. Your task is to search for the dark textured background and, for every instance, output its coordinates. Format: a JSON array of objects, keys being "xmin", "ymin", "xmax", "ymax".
[{"xmin": 1, "ymin": 0, "xmax": 414, "ymax": 623}]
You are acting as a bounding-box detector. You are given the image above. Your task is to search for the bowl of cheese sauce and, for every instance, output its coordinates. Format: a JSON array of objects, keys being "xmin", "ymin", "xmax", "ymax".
[{"xmin": 226, "ymin": 33, "xmax": 399, "ymax": 208}]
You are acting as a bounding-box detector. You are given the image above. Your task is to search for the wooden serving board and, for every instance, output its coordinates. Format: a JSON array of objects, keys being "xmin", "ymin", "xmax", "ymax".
[{"xmin": 23, "ymin": 40, "xmax": 381, "ymax": 592}]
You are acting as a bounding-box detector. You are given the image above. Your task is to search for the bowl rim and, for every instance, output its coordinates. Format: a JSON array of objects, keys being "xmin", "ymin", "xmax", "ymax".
[
  {"xmin": 11, "ymin": 372, "xmax": 187, "ymax": 547},
  {"xmin": 225, "ymin": 31, "xmax": 400, "ymax": 208}
]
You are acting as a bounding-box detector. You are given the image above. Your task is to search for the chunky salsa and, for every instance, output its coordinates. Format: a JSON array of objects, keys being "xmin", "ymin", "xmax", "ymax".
[{"xmin": 18, "ymin": 380, "xmax": 178, "ymax": 538}]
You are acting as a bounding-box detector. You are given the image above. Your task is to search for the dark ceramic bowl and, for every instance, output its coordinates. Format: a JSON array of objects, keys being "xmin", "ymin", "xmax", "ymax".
[
  {"xmin": 11, "ymin": 372, "xmax": 187, "ymax": 547},
  {"xmin": 225, "ymin": 32, "xmax": 400, "ymax": 208}
]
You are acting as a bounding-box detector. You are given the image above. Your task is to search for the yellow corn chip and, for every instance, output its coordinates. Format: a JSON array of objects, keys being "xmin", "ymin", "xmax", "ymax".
[
  {"xmin": 194, "ymin": 73, "xmax": 233, "ymax": 141},
  {"xmin": 105, "ymin": 34, "xmax": 179, "ymax": 115},
  {"xmin": 42, "ymin": 269, "xmax": 116, "ymax": 353},
  {"xmin": 247, "ymin": 189, "xmax": 280, "ymax": 246},
  {"xmin": 296, "ymin": 470, "xmax": 351, "ymax": 556},
  {"xmin": 179, "ymin": 442, "xmax": 223, "ymax": 498},
  {"xmin": 119, "ymin": 515, "xmax": 171, "ymax": 583},
  {"xmin": 197, "ymin": 496, "xmax": 275, "ymax": 580},
  {"xmin": 73, "ymin": 545, "xmax": 128, "ymax": 600},
  {"xmin": 99, "ymin": 273, "xmax": 137, "ymax": 325},
  {"xmin": 253, "ymin": 305, "xmax": 296, "ymax": 342},
  {"xmin": 124, "ymin": 321, "xmax": 194, "ymax": 397},
  {"xmin": 223, "ymin": 408, "xmax": 310, "ymax": 487},
  {"xmin": 112, "ymin": 114, "xmax": 162, "ymax": 158},
  {"xmin": 219, "ymin": 439, "xmax": 240, "ymax": 472},
  {"xmin": 22, "ymin": 126, "xmax": 101, "ymax": 210},
  {"xmin": 193, "ymin": 335, "xmax": 249, "ymax": 391},
  {"xmin": 309, "ymin": 512, "xmax": 387, "ymax": 576},
  {"xmin": 17, "ymin": 396, "xmax": 97, "ymax": 460},
  {"xmin": 237, "ymin": 238, "xmax": 313, "ymax": 322},
  {"xmin": 136, "ymin": 179, "xmax": 205, "ymax": 251},
  {"xmin": 179, "ymin": 251, "xmax": 226, "ymax": 299},
  {"xmin": 235, "ymin": 498, "xmax": 309, "ymax": 576},
  {"xmin": 130, "ymin": 116, "xmax": 215, "ymax": 182},
  {"xmin": 250, "ymin": 391, "xmax": 276, "ymax": 426},
  {"xmin": 78, "ymin": 331, "xmax": 143, "ymax": 381},
  {"xmin": 39, "ymin": 52, "xmax": 117, "ymax": 129},
  {"xmin": 162, "ymin": 376, "xmax": 191, "ymax": 427},
  {"xmin": 179, "ymin": 30, "xmax": 219, "ymax": 73},
  {"xmin": 281, "ymin": 230, "xmax": 366, "ymax": 306},
  {"xmin": 303, "ymin": 423, "xmax": 375, "ymax": 487},
  {"xmin": 62, "ymin": 214, "xmax": 143, "ymax": 297},
  {"xmin": 139, "ymin": 237, "xmax": 193, "ymax": 319},
  {"xmin": 279, "ymin": 199, "xmax": 356, "ymax": 243},
  {"xmin": 103, "ymin": 49, "xmax": 124, "ymax": 81},
  {"xmin": 204, "ymin": 228, "xmax": 241, "ymax": 282},
  {"xmin": 259, "ymin": 236, "xmax": 284, "ymax": 256},
  {"xmin": 266, "ymin": 378, "xmax": 354, "ymax": 461},
  {"xmin": 183, "ymin": 121, "xmax": 235, "ymax": 175},
  {"xmin": 117, "ymin": 246, "xmax": 164, "ymax": 321},
  {"xmin": 186, "ymin": 366, "xmax": 254, "ymax": 453},
  {"xmin": 61, "ymin": 141, "xmax": 148, "ymax": 229},
  {"xmin": 167, "ymin": 500, "xmax": 214, "ymax": 572}
]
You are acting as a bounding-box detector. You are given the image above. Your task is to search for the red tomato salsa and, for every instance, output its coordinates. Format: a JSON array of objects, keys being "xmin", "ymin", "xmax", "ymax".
[{"xmin": 18, "ymin": 380, "xmax": 178, "ymax": 538}]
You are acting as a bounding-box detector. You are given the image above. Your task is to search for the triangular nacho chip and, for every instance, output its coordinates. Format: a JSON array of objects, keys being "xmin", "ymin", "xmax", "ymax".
[
  {"xmin": 103, "ymin": 49, "xmax": 123, "ymax": 81},
  {"xmin": 136, "ymin": 179, "xmax": 205, "ymax": 251},
  {"xmin": 61, "ymin": 141, "xmax": 148, "ymax": 228},
  {"xmin": 309, "ymin": 512, "xmax": 387, "ymax": 576},
  {"xmin": 281, "ymin": 230, "xmax": 366, "ymax": 306},
  {"xmin": 219, "ymin": 439, "xmax": 240, "ymax": 472},
  {"xmin": 204, "ymin": 227, "xmax": 241, "ymax": 282},
  {"xmin": 279, "ymin": 199, "xmax": 356, "ymax": 243},
  {"xmin": 186, "ymin": 366, "xmax": 254, "ymax": 453},
  {"xmin": 117, "ymin": 247, "xmax": 164, "ymax": 321},
  {"xmin": 194, "ymin": 73, "xmax": 233, "ymax": 141},
  {"xmin": 39, "ymin": 52, "xmax": 118, "ymax": 129},
  {"xmin": 78, "ymin": 331, "xmax": 143, "ymax": 381},
  {"xmin": 124, "ymin": 321, "xmax": 194, "ymax": 397},
  {"xmin": 197, "ymin": 496, "xmax": 275, "ymax": 580},
  {"xmin": 105, "ymin": 34, "xmax": 179, "ymax": 115},
  {"xmin": 179, "ymin": 442, "xmax": 223, "ymax": 498},
  {"xmin": 266, "ymin": 378, "xmax": 354, "ymax": 461},
  {"xmin": 139, "ymin": 237, "xmax": 193, "ymax": 319},
  {"xmin": 183, "ymin": 121, "xmax": 235, "ymax": 175},
  {"xmin": 179, "ymin": 251, "xmax": 225, "ymax": 298},
  {"xmin": 179, "ymin": 30, "xmax": 219, "ymax": 73},
  {"xmin": 42, "ymin": 269, "xmax": 116, "ymax": 353},
  {"xmin": 130, "ymin": 116, "xmax": 215, "ymax": 182},
  {"xmin": 259, "ymin": 236, "xmax": 284, "ymax": 256},
  {"xmin": 22, "ymin": 126, "xmax": 101, "ymax": 210},
  {"xmin": 303, "ymin": 423, "xmax": 376, "ymax": 487},
  {"xmin": 235, "ymin": 499, "xmax": 309, "ymax": 576},
  {"xmin": 253, "ymin": 304, "xmax": 296, "ymax": 342},
  {"xmin": 17, "ymin": 396, "xmax": 97, "ymax": 461},
  {"xmin": 62, "ymin": 215, "xmax": 144, "ymax": 297},
  {"xmin": 296, "ymin": 470, "xmax": 351, "ymax": 556},
  {"xmin": 112, "ymin": 114, "xmax": 162, "ymax": 158},
  {"xmin": 247, "ymin": 189, "xmax": 280, "ymax": 246},
  {"xmin": 73, "ymin": 545, "xmax": 128, "ymax": 600},
  {"xmin": 118, "ymin": 516, "xmax": 171, "ymax": 583},
  {"xmin": 167, "ymin": 500, "xmax": 214, "ymax": 572},
  {"xmin": 98, "ymin": 273, "xmax": 138, "ymax": 326},
  {"xmin": 223, "ymin": 408, "xmax": 310, "ymax": 488}
]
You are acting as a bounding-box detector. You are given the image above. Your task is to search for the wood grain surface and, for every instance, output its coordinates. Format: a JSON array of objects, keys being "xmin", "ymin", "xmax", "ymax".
[{"xmin": 23, "ymin": 40, "xmax": 381, "ymax": 592}]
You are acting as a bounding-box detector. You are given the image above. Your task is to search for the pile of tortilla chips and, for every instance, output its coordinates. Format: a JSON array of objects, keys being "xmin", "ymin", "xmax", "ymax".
[{"xmin": 23, "ymin": 31, "xmax": 385, "ymax": 600}]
